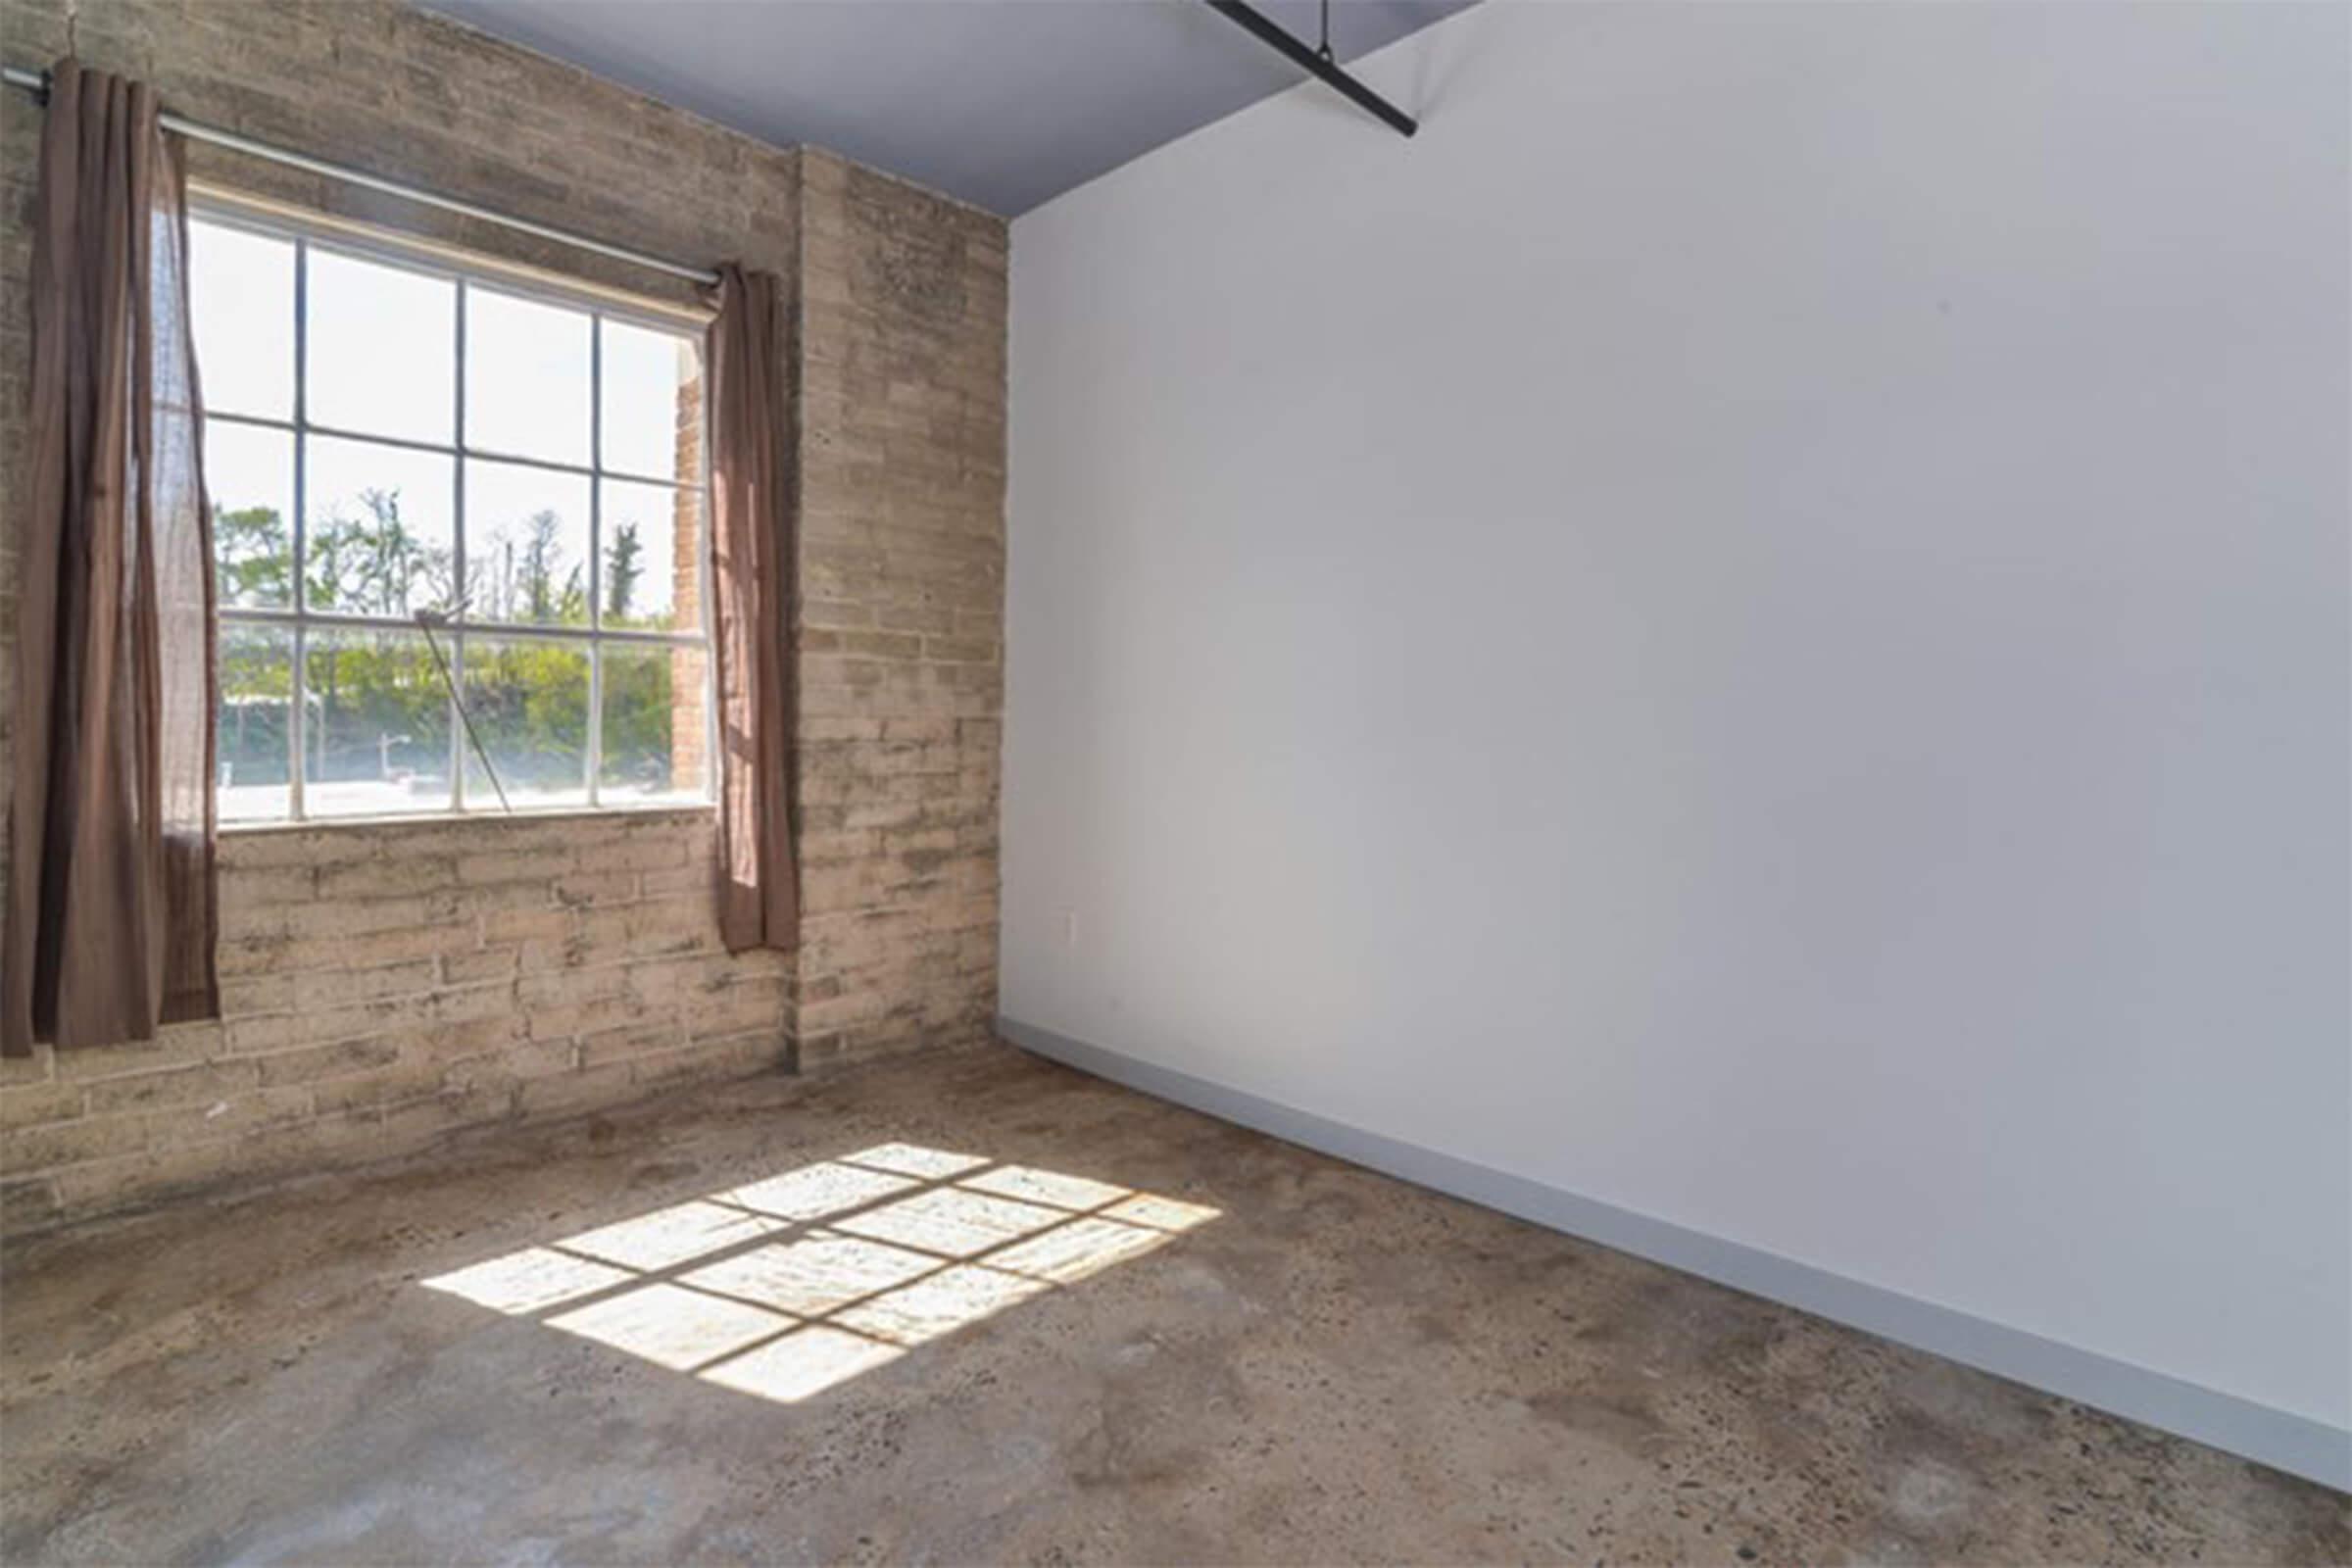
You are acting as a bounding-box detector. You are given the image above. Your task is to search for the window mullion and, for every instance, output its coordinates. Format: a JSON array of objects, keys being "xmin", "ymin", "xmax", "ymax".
[
  {"xmin": 287, "ymin": 235, "xmax": 310, "ymax": 823},
  {"xmin": 586, "ymin": 642, "xmax": 604, "ymax": 810},
  {"xmin": 288, "ymin": 623, "xmax": 307, "ymax": 822},
  {"xmin": 451, "ymin": 278, "xmax": 469, "ymax": 812},
  {"xmin": 586, "ymin": 316, "xmax": 605, "ymax": 808},
  {"xmin": 452, "ymin": 629, "xmax": 467, "ymax": 814}
]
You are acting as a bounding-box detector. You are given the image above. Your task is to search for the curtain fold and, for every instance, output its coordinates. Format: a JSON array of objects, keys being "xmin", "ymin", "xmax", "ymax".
[
  {"xmin": 3, "ymin": 59, "xmax": 219, "ymax": 1056},
  {"xmin": 707, "ymin": 264, "xmax": 798, "ymax": 953}
]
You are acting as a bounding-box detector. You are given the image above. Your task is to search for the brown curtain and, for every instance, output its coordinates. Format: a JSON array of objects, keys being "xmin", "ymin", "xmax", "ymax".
[
  {"xmin": 3, "ymin": 60, "xmax": 218, "ymax": 1056},
  {"xmin": 707, "ymin": 265, "xmax": 797, "ymax": 953}
]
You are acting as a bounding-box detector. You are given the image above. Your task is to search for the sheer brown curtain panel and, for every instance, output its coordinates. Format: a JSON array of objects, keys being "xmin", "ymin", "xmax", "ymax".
[
  {"xmin": 707, "ymin": 264, "xmax": 798, "ymax": 953},
  {"xmin": 3, "ymin": 59, "xmax": 219, "ymax": 1056}
]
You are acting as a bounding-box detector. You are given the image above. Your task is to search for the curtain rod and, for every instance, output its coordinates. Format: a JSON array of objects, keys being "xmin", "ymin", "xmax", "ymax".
[{"xmin": 1, "ymin": 64, "xmax": 721, "ymax": 286}]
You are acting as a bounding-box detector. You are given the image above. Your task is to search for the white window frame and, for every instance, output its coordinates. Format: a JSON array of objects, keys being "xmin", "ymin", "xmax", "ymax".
[{"xmin": 192, "ymin": 193, "xmax": 718, "ymax": 822}]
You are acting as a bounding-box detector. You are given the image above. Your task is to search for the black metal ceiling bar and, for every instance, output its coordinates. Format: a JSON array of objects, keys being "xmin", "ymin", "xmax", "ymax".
[{"xmin": 1200, "ymin": 0, "xmax": 1418, "ymax": 138}]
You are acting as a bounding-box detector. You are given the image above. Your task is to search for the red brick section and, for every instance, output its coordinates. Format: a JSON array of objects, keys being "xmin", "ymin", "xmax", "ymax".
[{"xmin": 0, "ymin": 1, "xmax": 1005, "ymax": 1231}]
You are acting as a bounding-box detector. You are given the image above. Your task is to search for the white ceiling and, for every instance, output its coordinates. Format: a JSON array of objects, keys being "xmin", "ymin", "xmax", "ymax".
[{"xmin": 419, "ymin": 0, "xmax": 1473, "ymax": 216}]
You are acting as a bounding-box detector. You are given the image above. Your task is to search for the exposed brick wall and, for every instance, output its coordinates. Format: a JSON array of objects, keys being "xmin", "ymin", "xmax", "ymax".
[
  {"xmin": 1, "ymin": 811, "xmax": 782, "ymax": 1226},
  {"xmin": 0, "ymin": 2, "xmax": 1006, "ymax": 1230},
  {"xmin": 792, "ymin": 152, "xmax": 1006, "ymax": 1069}
]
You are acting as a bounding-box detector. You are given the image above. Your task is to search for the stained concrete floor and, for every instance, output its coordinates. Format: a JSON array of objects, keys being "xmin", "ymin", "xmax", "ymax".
[{"xmin": 1, "ymin": 1042, "xmax": 2343, "ymax": 1566}]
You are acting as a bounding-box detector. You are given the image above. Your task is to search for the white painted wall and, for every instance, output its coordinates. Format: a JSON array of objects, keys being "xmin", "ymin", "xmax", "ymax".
[{"xmin": 1004, "ymin": 0, "xmax": 2351, "ymax": 1442}]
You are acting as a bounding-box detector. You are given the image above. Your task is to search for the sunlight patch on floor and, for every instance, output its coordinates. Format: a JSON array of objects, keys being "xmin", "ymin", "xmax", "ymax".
[
  {"xmin": 421, "ymin": 1143, "xmax": 1221, "ymax": 1404},
  {"xmin": 829, "ymin": 1187, "xmax": 1067, "ymax": 1258},
  {"xmin": 547, "ymin": 1282, "xmax": 789, "ymax": 1371},
  {"xmin": 842, "ymin": 1143, "xmax": 991, "ymax": 1180},
  {"xmin": 559, "ymin": 1200, "xmax": 791, "ymax": 1271},
  {"xmin": 959, "ymin": 1164, "xmax": 1131, "ymax": 1211},
  {"xmin": 715, "ymin": 1162, "xmax": 918, "ymax": 1221},
  {"xmin": 420, "ymin": 1247, "xmax": 635, "ymax": 1314},
  {"xmin": 700, "ymin": 1323, "xmax": 906, "ymax": 1402},
  {"xmin": 985, "ymin": 1215, "xmax": 1170, "ymax": 1285},
  {"xmin": 837, "ymin": 1263, "xmax": 1051, "ymax": 1347},
  {"xmin": 679, "ymin": 1233, "xmax": 937, "ymax": 1317}
]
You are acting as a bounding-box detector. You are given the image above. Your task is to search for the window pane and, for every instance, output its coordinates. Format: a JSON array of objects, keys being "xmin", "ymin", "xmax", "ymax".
[
  {"xmin": 599, "ymin": 478, "xmax": 700, "ymax": 632},
  {"xmin": 190, "ymin": 220, "xmax": 295, "ymax": 420},
  {"xmin": 467, "ymin": 286, "xmax": 591, "ymax": 466},
  {"xmin": 305, "ymin": 435, "xmax": 457, "ymax": 616},
  {"xmin": 307, "ymin": 247, "xmax": 455, "ymax": 443},
  {"xmin": 462, "ymin": 637, "xmax": 589, "ymax": 811},
  {"xmin": 600, "ymin": 643, "xmax": 708, "ymax": 805},
  {"xmin": 218, "ymin": 623, "xmax": 292, "ymax": 823},
  {"xmin": 601, "ymin": 318, "xmax": 701, "ymax": 483},
  {"xmin": 466, "ymin": 461, "xmax": 591, "ymax": 626},
  {"xmin": 206, "ymin": 422, "xmax": 294, "ymax": 608},
  {"xmin": 304, "ymin": 628, "xmax": 454, "ymax": 818}
]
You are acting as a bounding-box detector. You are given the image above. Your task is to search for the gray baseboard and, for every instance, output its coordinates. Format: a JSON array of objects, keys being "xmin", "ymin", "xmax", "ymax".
[{"xmin": 999, "ymin": 1015, "xmax": 2351, "ymax": 1493}]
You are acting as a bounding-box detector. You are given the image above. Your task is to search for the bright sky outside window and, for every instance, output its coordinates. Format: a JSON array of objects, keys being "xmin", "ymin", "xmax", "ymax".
[{"xmin": 190, "ymin": 207, "xmax": 712, "ymax": 822}]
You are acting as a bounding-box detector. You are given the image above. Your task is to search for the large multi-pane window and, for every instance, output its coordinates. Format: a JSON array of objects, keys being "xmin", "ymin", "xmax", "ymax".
[{"xmin": 188, "ymin": 202, "xmax": 713, "ymax": 822}]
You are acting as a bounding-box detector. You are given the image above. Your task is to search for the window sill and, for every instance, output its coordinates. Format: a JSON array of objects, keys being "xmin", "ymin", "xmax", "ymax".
[{"xmin": 219, "ymin": 801, "xmax": 716, "ymax": 836}]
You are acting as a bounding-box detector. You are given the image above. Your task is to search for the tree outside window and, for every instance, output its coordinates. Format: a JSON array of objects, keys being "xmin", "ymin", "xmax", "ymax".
[{"xmin": 190, "ymin": 208, "xmax": 711, "ymax": 821}]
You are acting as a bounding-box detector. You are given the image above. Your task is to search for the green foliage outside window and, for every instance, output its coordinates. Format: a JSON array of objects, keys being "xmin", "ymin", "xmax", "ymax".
[{"xmin": 217, "ymin": 487, "xmax": 691, "ymax": 804}]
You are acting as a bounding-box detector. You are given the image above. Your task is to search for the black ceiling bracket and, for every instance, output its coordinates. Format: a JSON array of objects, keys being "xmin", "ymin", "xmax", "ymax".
[{"xmin": 1200, "ymin": 0, "xmax": 1418, "ymax": 138}]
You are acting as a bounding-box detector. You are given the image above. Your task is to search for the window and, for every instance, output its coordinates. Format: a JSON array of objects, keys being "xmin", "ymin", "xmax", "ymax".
[{"xmin": 189, "ymin": 203, "xmax": 712, "ymax": 822}]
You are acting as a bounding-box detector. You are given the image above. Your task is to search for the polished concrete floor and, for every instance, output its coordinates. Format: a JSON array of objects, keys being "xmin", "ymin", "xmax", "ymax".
[{"xmin": 2, "ymin": 1042, "xmax": 2343, "ymax": 1565}]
